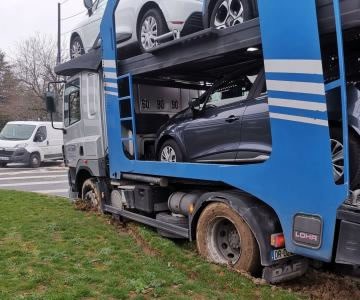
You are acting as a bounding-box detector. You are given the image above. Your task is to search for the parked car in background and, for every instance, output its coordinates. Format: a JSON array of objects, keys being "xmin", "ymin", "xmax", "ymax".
[
  {"xmin": 155, "ymin": 67, "xmax": 360, "ymax": 190},
  {"xmin": 70, "ymin": 0, "xmax": 204, "ymax": 58},
  {"xmin": 0, "ymin": 121, "xmax": 63, "ymax": 168}
]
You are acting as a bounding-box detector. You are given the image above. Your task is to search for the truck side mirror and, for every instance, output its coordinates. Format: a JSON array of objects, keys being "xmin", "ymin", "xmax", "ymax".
[
  {"xmin": 83, "ymin": 0, "xmax": 94, "ymax": 15},
  {"xmin": 45, "ymin": 92, "xmax": 56, "ymax": 113}
]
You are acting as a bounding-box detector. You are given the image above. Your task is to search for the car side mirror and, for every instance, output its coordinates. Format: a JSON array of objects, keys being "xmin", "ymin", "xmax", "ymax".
[
  {"xmin": 45, "ymin": 92, "xmax": 56, "ymax": 113},
  {"xmin": 189, "ymin": 98, "xmax": 201, "ymax": 110},
  {"xmin": 34, "ymin": 134, "xmax": 43, "ymax": 143},
  {"xmin": 83, "ymin": 0, "xmax": 93, "ymax": 15}
]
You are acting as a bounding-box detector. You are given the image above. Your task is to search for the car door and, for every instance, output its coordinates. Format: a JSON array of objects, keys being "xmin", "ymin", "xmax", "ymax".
[
  {"xmin": 237, "ymin": 73, "xmax": 272, "ymax": 162},
  {"xmin": 182, "ymin": 76, "xmax": 251, "ymax": 163},
  {"xmin": 33, "ymin": 126, "xmax": 49, "ymax": 160}
]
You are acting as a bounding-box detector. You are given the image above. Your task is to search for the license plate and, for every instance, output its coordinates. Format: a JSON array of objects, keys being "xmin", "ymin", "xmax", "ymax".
[
  {"xmin": 0, "ymin": 157, "xmax": 9, "ymax": 161},
  {"xmin": 272, "ymin": 248, "xmax": 294, "ymax": 261}
]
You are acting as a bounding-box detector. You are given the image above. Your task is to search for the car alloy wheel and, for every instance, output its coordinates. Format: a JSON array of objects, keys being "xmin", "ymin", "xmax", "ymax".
[
  {"xmin": 331, "ymin": 138, "xmax": 344, "ymax": 182},
  {"xmin": 140, "ymin": 16, "xmax": 159, "ymax": 50},
  {"xmin": 214, "ymin": 0, "xmax": 245, "ymax": 29},
  {"xmin": 161, "ymin": 146, "xmax": 177, "ymax": 162}
]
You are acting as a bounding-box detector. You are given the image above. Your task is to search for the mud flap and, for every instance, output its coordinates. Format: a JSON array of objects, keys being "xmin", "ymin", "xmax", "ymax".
[{"xmin": 262, "ymin": 258, "xmax": 309, "ymax": 284}]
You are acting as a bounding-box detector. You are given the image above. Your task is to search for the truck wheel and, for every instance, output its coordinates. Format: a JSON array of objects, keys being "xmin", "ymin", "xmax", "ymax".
[
  {"xmin": 29, "ymin": 153, "xmax": 41, "ymax": 168},
  {"xmin": 196, "ymin": 202, "xmax": 260, "ymax": 274},
  {"xmin": 0, "ymin": 162, "xmax": 7, "ymax": 168},
  {"xmin": 137, "ymin": 8, "xmax": 168, "ymax": 52},
  {"xmin": 158, "ymin": 140, "xmax": 183, "ymax": 162},
  {"xmin": 82, "ymin": 178, "xmax": 103, "ymax": 212},
  {"xmin": 210, "ymin": 0, "xmax": 252, "ymax": 29},
  {"xmin": 330, "ymin": 126, "xmax": 360, "ymax": 190}
]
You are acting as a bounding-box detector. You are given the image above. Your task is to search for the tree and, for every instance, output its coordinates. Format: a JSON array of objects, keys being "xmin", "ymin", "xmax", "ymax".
[
  {"xmin": 0, "ymin": 50, "xmax": 16, "ymax": 101},
  {"xmin": 13, "ymin": 34, "xmax": 67, "ymax": 120}
]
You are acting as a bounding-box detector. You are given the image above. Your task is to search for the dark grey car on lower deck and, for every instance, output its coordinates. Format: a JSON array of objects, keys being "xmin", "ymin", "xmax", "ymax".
[{"xmin": 155, "ymin": 69, "xmax": 360, "ymax": 190}]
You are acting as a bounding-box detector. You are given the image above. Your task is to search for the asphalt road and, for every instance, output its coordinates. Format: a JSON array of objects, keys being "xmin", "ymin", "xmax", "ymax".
[{"xmin": 0, "ymin": 163, "xmax": 69, "ymax": 198}]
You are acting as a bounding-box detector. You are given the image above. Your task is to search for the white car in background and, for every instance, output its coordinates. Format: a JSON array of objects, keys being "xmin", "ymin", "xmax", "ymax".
[
  {"xmin": 0, "ymin": 121, "xmax": 63, "ymax": 168},
  {"xmin": 70, "ymin": 0, "xmax": 204, "ymax": 58}
]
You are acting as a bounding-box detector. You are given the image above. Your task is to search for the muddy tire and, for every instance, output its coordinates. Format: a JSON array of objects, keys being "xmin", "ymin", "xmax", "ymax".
[
  {"xmin": 196, "ymin": 202, "xmax": 260, "ymax": 274},
  {"xmin": 82, "ymin": 178, "xmax": 103, "ymax": 212}
]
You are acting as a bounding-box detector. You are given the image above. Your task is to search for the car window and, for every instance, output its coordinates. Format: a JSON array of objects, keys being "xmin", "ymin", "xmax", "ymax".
[
  {"xmin": 204, "ymin": 74, "xmax": 256, "ymax": 109},
  {"xmin": 34, "ymin": 126, "xmax": 47, "ymax": 142},
  {"xmin": 64, "ymin": 78, "xmax": 81, "ymax": 127}
]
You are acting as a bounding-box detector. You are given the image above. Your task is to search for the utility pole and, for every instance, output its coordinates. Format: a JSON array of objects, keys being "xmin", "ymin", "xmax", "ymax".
[{"xmin": 57, "ymin": 2, "xmax": 61, "ymax": 64}]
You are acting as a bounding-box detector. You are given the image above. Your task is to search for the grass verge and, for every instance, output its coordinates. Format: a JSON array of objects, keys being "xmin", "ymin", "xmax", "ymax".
[{"xmin": 0, "ymin": 190, "xmax": 304, "ymax": 300}]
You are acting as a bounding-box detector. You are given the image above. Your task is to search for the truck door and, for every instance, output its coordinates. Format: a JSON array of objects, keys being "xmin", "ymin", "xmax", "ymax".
[{"xmin": 63, "ymin": 77, "xmax": 84, "ymax": 167}]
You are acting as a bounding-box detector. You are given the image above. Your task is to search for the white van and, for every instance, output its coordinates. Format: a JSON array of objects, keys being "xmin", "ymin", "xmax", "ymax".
[{"xmin": 0, "ymin": 121, "xmax": 64, "ymax": 168}]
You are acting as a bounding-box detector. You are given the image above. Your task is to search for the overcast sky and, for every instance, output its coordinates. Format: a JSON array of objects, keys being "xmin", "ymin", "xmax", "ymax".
[{"xmin": 0, "ymin": 0, "xmax": 85, "ymax": 59}]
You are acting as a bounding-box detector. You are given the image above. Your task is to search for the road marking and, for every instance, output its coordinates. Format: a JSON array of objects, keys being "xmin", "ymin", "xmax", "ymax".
[
  {"xmin": 0, "ymin": 170, "xmax": 66, "ymax": 176},
  {"xmin": 32, "ymin": 189, "xmax": 69, "ymax": 194},
  {"xmin": 0, "ymin": 175, "xmax": 67, "ymax": 181},
  {"xmin": 0, "ymin": 180, "xmax": 68, "ymax": 188}
]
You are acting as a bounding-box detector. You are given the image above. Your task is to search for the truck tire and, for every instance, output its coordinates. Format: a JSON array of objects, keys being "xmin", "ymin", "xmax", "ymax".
[
  {"xmin": 158, "ymin": 140, "xmax": 184, "ymax": 162},
  {"xmin": 137, "ymin": 8, "xmax": 168, "ymax": 52},
  {"xmin": 196, "ymin": 202, "xmax": 260, "ymax": 274},
  {"xmin": 330, "ymin": 126, "xmax": 360, "ymax": 190},
  {"xmin": 210, "ymin": 0, "xmax": 252, "ymax": 29},
  {"xmin": 82, "ymin": 178, "xmax": 103, "ymax": 212},
  {"xmin": 0, "ymin": 162, "xmax": 7, "ymax": 168},
  {"xmin": 29, "ymin": 153, "xmax": 41, "ymax": 168}
]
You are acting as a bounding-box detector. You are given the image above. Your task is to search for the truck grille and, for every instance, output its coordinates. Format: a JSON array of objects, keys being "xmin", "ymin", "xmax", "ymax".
[{"xmin": 0, "ymin": 149, "xmax": 14, "ymax": 157}]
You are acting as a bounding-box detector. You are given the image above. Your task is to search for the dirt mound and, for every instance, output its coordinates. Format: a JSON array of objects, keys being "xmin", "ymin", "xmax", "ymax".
[{"xmin": 280, "ymin": 268, "xmax": 360, "ymax": 300}]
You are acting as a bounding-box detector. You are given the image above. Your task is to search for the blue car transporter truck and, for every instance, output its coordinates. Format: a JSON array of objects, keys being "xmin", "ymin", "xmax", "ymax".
[{"xmin": 47, "ymin": 0, "xmax": 360, "ymax": 283}]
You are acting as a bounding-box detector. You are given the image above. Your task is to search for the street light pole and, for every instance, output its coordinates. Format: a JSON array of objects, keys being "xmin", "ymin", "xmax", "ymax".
[{"xmin": 57, "ymin": 2, "xmax": 61, "ymax": 64}]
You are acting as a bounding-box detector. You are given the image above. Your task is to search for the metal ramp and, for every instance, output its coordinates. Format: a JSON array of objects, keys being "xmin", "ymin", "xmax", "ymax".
[{"xmin": 100, "ymin": 0, "xmax": 350, "ymax": 263}]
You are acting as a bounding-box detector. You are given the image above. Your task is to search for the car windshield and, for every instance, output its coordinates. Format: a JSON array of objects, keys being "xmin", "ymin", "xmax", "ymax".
[{"xmin": 0, "ymin": 124, "xmax": 36, "ymax": 141}]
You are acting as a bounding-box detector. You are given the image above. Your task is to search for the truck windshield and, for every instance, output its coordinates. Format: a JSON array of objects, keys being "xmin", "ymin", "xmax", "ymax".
[{"xmin": 0, "ymin": 124, "xmax": 36, "ymax": 141}]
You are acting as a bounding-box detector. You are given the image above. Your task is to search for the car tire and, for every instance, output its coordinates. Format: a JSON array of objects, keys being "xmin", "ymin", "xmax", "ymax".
[
  {"xmin": 137, "ymin": 8, "xmax": 169, "ymax": 52},
  {"xmin": 29, "ymin": 153, "xmax": 41, "ymax": 168},
  {"xmin": 0, "ymin": 162, "xmax": 7, "ymax": 168},
  {"xmin": 196, "ymin": 202, "xmax": 260, "ymax": 275},
  {"xmin": 82, "ymin": 178, "xmax": 103, "ymax": 212},
  {"xmin": 210, "ymin": 0, "xmax": 252, "ymax": 29},
  {"xmin": 158, "ymin": 139, "xmax": 184, "ymax": 162},
  {"xmin": 70, "ymin": 35, "xmax": 85, "ymax": 59},
  {"xmin": 330, "ymin": 126, "xmax": 360, "ymax": 190}
]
